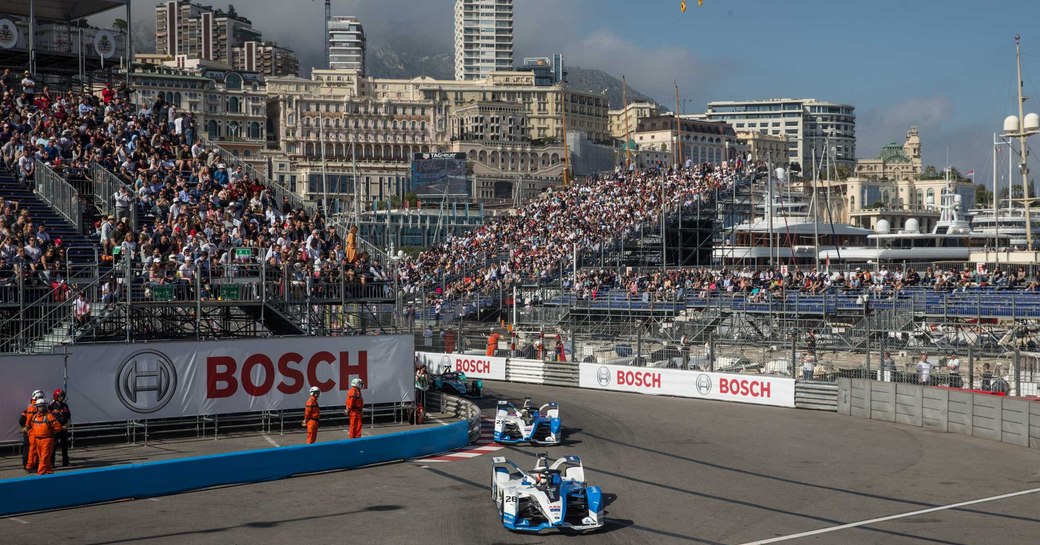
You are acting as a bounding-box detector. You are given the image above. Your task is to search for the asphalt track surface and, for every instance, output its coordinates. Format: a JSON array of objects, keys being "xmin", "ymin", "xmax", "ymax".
[{"xmin": 5, "ymin": 381, "xmax": 1040, "ymax": 545}]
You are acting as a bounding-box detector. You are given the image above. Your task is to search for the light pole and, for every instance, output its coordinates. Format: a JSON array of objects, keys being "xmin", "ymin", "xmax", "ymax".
[{"xmin": 1002, "ymin": 34, "xmax": 1040, "ymax": 252}]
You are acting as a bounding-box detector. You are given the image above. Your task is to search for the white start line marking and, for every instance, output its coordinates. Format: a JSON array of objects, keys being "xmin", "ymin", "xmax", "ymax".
[
  {"xmin": 7, "ymin": 517, "xmax": 29, "ymax": 524},
  {"xmin": 261, "ymin": 434, "xmax": 281, "ymax": 448},
  {"xmin": 737, "ymin": 486, "xmax": 1040, "ymax": 545}
]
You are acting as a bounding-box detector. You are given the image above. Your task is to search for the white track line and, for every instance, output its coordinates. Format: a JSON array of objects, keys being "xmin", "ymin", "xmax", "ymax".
[
  {"xmin": 7, "ymin": 517, "xmax": 29, "ymax": 524},
  {"xmin": 737, "ymin": 487, "xmax": 1040, "ymax": 545},
  {"xmin": 261, "ymin": 434, "xmax": 280, "ymax": 448}
]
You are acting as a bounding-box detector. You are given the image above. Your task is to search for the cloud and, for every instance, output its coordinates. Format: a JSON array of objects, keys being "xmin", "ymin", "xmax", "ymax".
[
  {"xmin": 858, "ymin": 95, "xmax": 994, "ymax": 176},
  {"xmin": 565, "ymin": 28, "xmax": 740, "ymax": 109}
]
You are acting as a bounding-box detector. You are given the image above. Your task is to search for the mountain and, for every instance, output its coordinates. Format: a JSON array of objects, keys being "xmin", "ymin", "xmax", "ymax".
[{"xmin": 367, "ymin": 44, "xmax": 660, "ymax": 110}]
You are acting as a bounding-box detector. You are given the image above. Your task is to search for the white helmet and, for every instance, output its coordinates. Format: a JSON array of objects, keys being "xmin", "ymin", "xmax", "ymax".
[
  {"xmin": 34, "ymin": 397, "xmax": 47, "ymax": 406},
  {"xmin": 31, "ymin": 389, "xmax": 44, "ymax": 400},
  {"xmin": 309, "ymin": 386, "xmax": 320, "ymax": 396},
  {"xmin": 350, "ymin": 378, "xmax": 364, "ymax": 388}
]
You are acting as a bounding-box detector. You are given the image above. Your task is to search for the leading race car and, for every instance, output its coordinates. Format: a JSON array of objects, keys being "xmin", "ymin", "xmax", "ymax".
[
  {"xmin": 493, "ymin": 399, "xmax": 561, "ymax": 445},
  {"xmin": 491, "ymin": 454, "xmax": 604, "ymax": 533},
  {"xmin": 430, "ymin": 363, "xmax": 483, "ymax": 398}
]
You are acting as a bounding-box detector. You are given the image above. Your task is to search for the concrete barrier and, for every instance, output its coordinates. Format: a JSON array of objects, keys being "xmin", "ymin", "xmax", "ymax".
[
  {"xmin": 1031, "ymin": 402, "xmax": 1040, "ymax": 449},
  {"xmin": 837, "ymin": 379, "xmax": 1039, "ymax": 452},
  {"xmin": 921, "ymin": 387, "xmax": 948, "ymax": 432},
  {"xmin": 1001, "ymin": 399, "xmax": 1030, "ymax": 447},
  {"xmin": 895, "ymin": 383, "xmax": 923, "ymax": 427},
  {"xmin": 0, "ymin": 420, "xmax": 468, "ymax": 516},
  {"xmin": 972, "ymin": 395, "xmax": 1002, "ymax": 442},
  {"xmin": 947, "ymin": 390, "xmax": 974, "ymax": 436},
  {"xmin": 870, "ymin": 381, "xmax": 896, "ymax": 422}
]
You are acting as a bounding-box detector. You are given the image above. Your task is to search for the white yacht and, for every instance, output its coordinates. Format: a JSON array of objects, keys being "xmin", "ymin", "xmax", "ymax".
[
  {"xmin": 715, "ymin": 186, "xmax": 872, "ymax": 266},
  {"xmin": 820, "ymin": 182, "xmax": 1007, "ymax": 263},
  {"xmin": 968, "ymin": 204, "xmax": 1040, "ymax": 248}
]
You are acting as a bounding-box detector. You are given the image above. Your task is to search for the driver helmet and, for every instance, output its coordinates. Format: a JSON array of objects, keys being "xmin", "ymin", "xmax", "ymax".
[
  {"xmin": 53, "ymin": 388, "xmax": 65, "ymax": 400},
  {"xmin": 31, "ymin": 389, "xmax": 44, "ymax": 400}
]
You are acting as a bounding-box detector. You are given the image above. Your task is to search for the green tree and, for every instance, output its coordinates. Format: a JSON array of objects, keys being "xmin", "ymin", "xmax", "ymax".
[
  {"xmin": 975, "ymin": 184, "xmax": 992, "ymax": 206},
  {"xmin": 113, "ymin": 18, "xmax": 128, "ymax": 33},
  {"xmin": 922, "ymin": 165, "xmax": 940, "ymax": 179}
]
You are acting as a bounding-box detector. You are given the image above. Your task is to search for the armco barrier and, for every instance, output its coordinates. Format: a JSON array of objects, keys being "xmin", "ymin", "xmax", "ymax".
[
  {"xmin": 837, "ymin": 378, "xmax": 1040, "ymax": 451},
  {"xmin": 506, "ymin": 358, "xmax": 579, "ymax": 386},
  {"xmin": 0, "ymin": 420, "xmax": 468, "ymax": 516},
  {"xmin": 793, "ymin": 381, "xmax": 838, "ymax": 411},
  {"xmin": 427, "ymin": 391, "xmax": 482, "ymax": 443}
]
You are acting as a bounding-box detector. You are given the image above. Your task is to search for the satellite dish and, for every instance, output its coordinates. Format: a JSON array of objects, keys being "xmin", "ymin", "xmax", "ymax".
[
  {"xmin": 1026, "ymin": 113, "xmax": 1040, "ymax": 132},
  {"xmin": 905, "ymin": 218, "xmax": 920, "ymax": 234},
  {"xmin": 875, "ymin": 219, "xmax": 891, "ymax": 234},
  {"xmin": 1004, "ymin": 115, "xmax": 1020, "ymax": 134}
]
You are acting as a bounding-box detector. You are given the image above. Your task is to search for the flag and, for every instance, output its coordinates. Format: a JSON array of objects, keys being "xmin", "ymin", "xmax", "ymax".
[
  {"xmin": 966, "ymin": 169, "xmax": 975, "ymax": 178},
  {"xmin": 681, "ymin": 0, "xmax": 686, "ymax": 11}
]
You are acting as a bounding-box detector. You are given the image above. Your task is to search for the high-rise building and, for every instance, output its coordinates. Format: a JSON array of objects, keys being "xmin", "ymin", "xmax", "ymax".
[
  {"xmin": 454, "ymin": 0, "xmax": 514, "ymax": 81},
  {"xmin": 155, "ymin": 1, "xmax": 298, "ymax": 77},
  {"xmin": 703, "ymin": 98, "xmax": 856, "ymax": 174},
  {"xmin": 328, "ymin": 16, "xmax": 366, "ymax": 74}
]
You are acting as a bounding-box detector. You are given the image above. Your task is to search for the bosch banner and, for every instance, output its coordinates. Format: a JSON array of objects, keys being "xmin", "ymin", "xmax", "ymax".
[
  {"xmin": 416, "ymin": 352, "xmax": 507, "ymax": 381},
  {"xmin": 0, "ymin": 354, "xmax": 66, "ymax": 443},
  {"xmin": 67, "ymin": 336, "xmax": 415, "ymax": 425},
  {"xmin": 578, "ymin": 363, "xmax": 795, "ymax": 408}
]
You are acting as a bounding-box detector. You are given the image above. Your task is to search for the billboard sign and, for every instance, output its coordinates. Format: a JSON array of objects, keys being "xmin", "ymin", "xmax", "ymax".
[{"xmin": 411, "ymin": 152, "xmax": 469, "ymax": 197}]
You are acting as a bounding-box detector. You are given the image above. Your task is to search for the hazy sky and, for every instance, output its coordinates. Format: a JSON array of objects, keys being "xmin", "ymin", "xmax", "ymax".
[{"xmin": 97, "ymin": 0, "xmax": 1040, "ymax": 184}]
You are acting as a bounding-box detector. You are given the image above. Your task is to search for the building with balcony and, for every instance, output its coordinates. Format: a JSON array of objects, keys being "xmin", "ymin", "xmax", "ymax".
[
  {"xmin": 156, "ymin": 1, "xmax": 298, "ymax": 77},
  {"xmin": 704, "ymin": 98, "xmax": 856, "ymax": 175},
  {"xmin": 328, "ymin": 16, "xmax": 365, "ymax": 74},
  {"xmin": 736, "ymin": 130, "xmax": 789, "ymax": 169},
  {"xmin": 634, "ymin": 116, "xmax": 740, "ymax": 167},
  {"xmin": 454, "ymin": 0, "xmax": 513, "ymax": 81},
  {"xmin": 609, "ymin": 100, "xmax": 660, "ymax": 141},
  {"xmin": 130, "ymin": 63, "xmax": 267, "ymax": 168}
]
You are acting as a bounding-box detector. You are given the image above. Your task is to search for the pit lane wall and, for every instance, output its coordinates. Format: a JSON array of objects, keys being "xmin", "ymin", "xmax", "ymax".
[
  {"xmin": 0, "ymin": 420, "xmax": 469, "ymax": 516},
  {"xmin": 837, "ymin": 379, "xmax": 1040, "ymax": 450}
]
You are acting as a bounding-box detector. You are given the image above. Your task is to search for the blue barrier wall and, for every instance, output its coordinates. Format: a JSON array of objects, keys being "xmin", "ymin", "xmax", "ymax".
[{"xmin": 0, "ymin": 421, "xmax": 468, "ymax": 516}]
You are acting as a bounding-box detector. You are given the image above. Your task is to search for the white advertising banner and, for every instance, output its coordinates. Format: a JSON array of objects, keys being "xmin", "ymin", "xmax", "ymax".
[
  {"xmin": 579, "ymin": 363, "xmax": 795, "ymax": 408},
  {"xmin": 68, "ymin": 336, "xmax": 415, "ymax": 425},
  {"xmin": 0, "ymin": 354, "xmax": 66, "ymax": 443},
  {"xmin": 416, "ymin": 352, "xmax": 507, "ymax": 381}
]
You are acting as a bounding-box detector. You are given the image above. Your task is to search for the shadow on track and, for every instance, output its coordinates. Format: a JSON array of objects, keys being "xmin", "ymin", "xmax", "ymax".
[{"xmin": 76, "ymin": 505, "xmax": 403, "ymax": 545}]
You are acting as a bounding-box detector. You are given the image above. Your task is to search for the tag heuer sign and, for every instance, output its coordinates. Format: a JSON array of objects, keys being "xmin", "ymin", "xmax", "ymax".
[
  {"xmin": 94, "ymin": 30, "xmax": 116, "ymax": 59},
  {"xmin": 0, "ymin": 19, "xmax": 18, "ymax": 49}
]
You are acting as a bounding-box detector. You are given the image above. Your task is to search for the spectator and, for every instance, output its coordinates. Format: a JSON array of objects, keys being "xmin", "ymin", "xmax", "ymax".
[
  {"xmin": 880, "ymin": 351, "xmax": 896, "ymax": 382},
  {"xmin": 946, "ymin": 352, "xmax": 962, "ymax": 388},
  {"xmin": 73, "ymin": 292, "xmax": 91, "ymax": 326},
  {"xmin": 17, "ymin": 148, "xmax": 33, "ymax": 188},
  {"xmin": 981, "ymin": 363, "xmax": 993, "ymax": 391},
  {"xmin": 916, "ymin": 354, "xmax": 932, "ymax": 386}
]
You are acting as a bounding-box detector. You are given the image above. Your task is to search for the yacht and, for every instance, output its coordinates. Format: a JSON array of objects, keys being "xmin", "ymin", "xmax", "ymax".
[
  {"xmin": 715, "ymin": 186, "xmax": 872, "ymax": 266},
  {"xmin": 968, "ymin": 204, "xmax": 1040, "ymax": 248},
  {"xmin": 820, "ymin": 181, "xmax": 1008, "ymax": 263}
]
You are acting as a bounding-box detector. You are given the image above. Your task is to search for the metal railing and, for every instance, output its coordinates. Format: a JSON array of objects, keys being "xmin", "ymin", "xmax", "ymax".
[
  {"xmin": 34, "ymin": 159, "xmax": 83, "ymax": 229},
  {"xmin": 88, "ymin": 161, "xmax": 138, "ymax": 229}
]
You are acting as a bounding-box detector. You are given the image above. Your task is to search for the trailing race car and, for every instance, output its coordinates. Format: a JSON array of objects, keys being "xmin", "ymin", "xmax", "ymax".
[
  {"xmin": 493, "ymin": 399, "xmax": 561, "ymax": 445},
  {"xmin": 431, "ymin": 364, "xmax": 483, "ymax": 398},
  {"xmin": 491, "ymin": 454, "xmax": 604, "ymax": 533}
]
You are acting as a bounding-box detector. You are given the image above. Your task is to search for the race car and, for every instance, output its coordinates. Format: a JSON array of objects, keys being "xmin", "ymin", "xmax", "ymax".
[
  {"xmin": 491, "ymin": 454, "xmax": 604, "ymax": 533},
  {"xmin": 493, "ymin": 399, "xmax": 560, "ymax": 445},
  {"xmin": 431, "ymin": 364, "xmax": 483, "ymax": 398}
]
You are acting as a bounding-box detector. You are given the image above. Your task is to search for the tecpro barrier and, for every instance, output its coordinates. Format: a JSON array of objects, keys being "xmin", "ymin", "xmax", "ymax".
[
  {"xmin": 0, "ymin": 420, "xmax": 468, "ymax": 516},
  {"xmin": 578, "ymin": 362, "xmax": 796, "ymax": 408},
  {"xmin": 417, "ymin": 352, "xmax": 507, "ymax": 381}
]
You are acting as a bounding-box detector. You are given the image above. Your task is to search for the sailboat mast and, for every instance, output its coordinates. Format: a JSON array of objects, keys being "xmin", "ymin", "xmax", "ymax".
[
  {"xmin": 674, "ymin": 80, "xmax": 683, "ymax": 169},
  {"xmin": 812, "ymin": 146, "xmax": 820, "ymax": 269},
  {"xmin": 622, "ymin": 75, "xmax": 633, "ymax": 168},
  {"xmin": 1014, "ymin": 34, "xmax": 1034, "ymax": 251}
]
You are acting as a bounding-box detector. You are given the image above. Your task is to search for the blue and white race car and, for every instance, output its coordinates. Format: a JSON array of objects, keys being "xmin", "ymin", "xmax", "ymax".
[
  {"xmin": 493, "ymin": 399, "xmax": 561, "ymax": 445},
  {"xmin": 491, "ymin": 454, "xmax": 605, "ymax": 533},
  {"xmin": 431, "ymin": 364, "xmax": 483, "ymax": 398}
]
